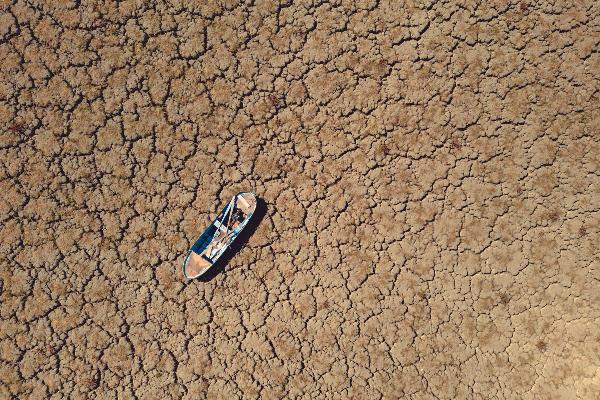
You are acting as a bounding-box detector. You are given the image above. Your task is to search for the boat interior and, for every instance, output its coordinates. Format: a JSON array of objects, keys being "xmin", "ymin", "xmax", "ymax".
[{"xmin": 184, "ymin": 193, "xmax": 256, "ymax": 278}]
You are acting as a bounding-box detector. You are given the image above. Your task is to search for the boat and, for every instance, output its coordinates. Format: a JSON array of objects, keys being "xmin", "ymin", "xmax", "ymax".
[{"xmin": 183, "ymin": 192, "xmax": 257, "ymax": 279}]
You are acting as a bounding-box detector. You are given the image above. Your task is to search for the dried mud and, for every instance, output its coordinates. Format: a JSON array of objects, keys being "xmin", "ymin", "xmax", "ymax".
[{"xmin": 1, "ymin": 1, "xmax": 599, "ymax": 399}]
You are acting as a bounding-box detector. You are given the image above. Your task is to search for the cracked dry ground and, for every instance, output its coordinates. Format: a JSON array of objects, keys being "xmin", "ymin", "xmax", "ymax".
[{"xmin": 0, "ymin": 0, "xmax": 599, "ymax": 399}]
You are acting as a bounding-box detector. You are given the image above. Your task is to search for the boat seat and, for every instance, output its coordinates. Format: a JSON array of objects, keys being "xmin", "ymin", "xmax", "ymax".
[
  {"xmin": 213, "ymin": 219, "xmax": 228, "ymax": 232},
  {"xmin": 238, "ymin": 195, "xmax": 250, "ymax": 208},
  {"xmin": 237, "ymin": 195, "xmax": 253, "ymax": 213}
]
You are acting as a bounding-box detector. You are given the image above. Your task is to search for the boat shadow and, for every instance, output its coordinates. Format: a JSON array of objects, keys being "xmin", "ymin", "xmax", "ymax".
[{"xmin": 198, "ymin": 197, "xmax": 267, "ymax": 282}]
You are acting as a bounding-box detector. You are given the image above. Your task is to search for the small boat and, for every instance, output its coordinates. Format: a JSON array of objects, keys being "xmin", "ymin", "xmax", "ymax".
[{"xmin": 183, "ymin": 192, "xmax": 257, "ymax": 279}]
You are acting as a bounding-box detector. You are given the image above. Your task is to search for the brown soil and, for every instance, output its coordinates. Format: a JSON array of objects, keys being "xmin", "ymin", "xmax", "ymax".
[{"xmin": 1, "ymin": 1, "xmax": 599, "ymax": 398}]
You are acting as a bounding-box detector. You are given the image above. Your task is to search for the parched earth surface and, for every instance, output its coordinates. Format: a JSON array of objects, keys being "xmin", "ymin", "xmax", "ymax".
[{"xmin": 1, "ymin": 0, "xmax": 599, "ymax": 399}]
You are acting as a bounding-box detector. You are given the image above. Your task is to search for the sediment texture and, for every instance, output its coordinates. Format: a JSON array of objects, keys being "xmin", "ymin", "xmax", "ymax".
[{"xmin": 1, "ymin": 0, "xmax": 599, "ymax": 398}]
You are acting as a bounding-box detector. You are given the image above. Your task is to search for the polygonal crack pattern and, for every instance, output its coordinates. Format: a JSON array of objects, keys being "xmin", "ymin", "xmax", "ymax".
[{"xmin": 1, "ymin": 1, "xmax": 599, "ymax": 399}]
